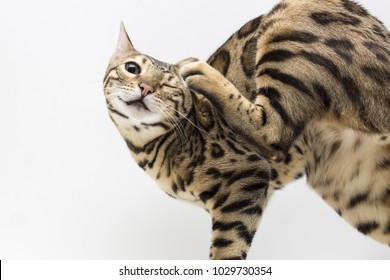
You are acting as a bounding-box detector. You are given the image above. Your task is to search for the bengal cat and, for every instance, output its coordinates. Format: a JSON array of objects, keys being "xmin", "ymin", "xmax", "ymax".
[{"xmin": 103, "ymin": 0, "xmax": 390, "ymax": 259}]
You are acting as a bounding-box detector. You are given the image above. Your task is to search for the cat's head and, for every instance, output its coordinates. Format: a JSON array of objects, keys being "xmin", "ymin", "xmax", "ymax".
[{"xmin": 103, "ymin": 23, "xmax": 197, "ymax": 140}]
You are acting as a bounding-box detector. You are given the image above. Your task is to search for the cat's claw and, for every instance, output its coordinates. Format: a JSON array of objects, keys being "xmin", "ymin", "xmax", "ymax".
[{"xmin": 175, "ymin": 57, "xmax": 199, "ymax": 70}]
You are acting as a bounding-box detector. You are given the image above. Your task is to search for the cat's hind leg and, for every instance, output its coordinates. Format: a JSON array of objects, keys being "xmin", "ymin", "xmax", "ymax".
[{"xmin": 208, "ymin": 188, "xmax": 270, "ymax": 260}]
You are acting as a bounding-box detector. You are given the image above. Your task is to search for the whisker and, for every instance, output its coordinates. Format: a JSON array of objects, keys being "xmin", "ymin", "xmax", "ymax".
[
  {"xmin": 154, "ymin": 105, "xmax": 186, "ymax": 149},
  {"xmin": 104, "ymin": 86, "xmax": 132, "ymax": 93},
  {"xmin": 153, "ymin": 99, "xmax": 192, "ymax": 141},
  {"xmin": 165, "ymin": 103, "xmax": 209, "ymax": 135},
  {"xmin": 151, "ymin": 100, "xmax": 187, "ymax": 143},
  {"xmin": 163, "ymin": 113, "xmax": 188, "ymax": 150},
  {"xmin": 106, "ymin": 93, "xmax": 126, "ymax": 100}
]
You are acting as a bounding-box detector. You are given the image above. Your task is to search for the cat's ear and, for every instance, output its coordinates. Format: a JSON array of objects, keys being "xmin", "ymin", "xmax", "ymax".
[{"xmin": 112, "ymin": 21, "xmax": 135, "ymax": 61}]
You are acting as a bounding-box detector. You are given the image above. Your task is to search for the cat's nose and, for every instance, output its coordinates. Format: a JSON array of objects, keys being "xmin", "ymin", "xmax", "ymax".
[{"xmin": 139, "ymin": 82, "xmax": 154, "ymax": 97}]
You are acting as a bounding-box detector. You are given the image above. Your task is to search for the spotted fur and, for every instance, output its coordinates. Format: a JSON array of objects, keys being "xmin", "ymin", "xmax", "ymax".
[{"xmin": 104, "ymin": 0, "xmax": 390, "ymax": 259}]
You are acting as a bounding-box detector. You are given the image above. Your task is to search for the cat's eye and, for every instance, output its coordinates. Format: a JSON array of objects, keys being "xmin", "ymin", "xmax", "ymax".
[{"xmin": 125, "ymin": 62, "xmax": 141, "ymax": 74}]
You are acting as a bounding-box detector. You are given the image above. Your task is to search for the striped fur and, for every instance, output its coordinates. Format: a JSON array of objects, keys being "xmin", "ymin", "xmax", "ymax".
[{"xmin": 104, "ymin": 0, "xmax": 390, "ymax": 259}]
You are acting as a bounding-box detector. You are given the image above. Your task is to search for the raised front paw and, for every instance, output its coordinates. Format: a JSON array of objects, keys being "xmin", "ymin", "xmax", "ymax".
[{"xmin": 179, "ymin": 60, "xmax": 231, "ymax": 96}]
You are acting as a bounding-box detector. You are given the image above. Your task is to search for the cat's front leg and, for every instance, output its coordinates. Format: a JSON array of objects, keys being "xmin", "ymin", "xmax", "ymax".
[{"xmin": 180, "ymin": 60, "xmax": 284, "ymax": 160}]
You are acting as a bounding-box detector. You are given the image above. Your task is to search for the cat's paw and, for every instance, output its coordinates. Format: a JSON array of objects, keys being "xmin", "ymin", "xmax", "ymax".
[
  {"xmin": 180, "ymin": 60, "xmax": 211, "ymax": 83},
  {"xmin": 179, "ymin": 60, "xmax": 228, "ymax": 95}
]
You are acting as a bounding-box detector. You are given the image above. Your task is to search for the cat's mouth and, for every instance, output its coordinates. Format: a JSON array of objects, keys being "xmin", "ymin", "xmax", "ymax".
[{"xmin": 119, "ymin": 97, "xmax": 149, "ymax": 111}]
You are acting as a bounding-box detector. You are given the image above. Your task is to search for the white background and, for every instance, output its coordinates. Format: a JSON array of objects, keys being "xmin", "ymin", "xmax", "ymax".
[{"xmin": 0, "ymin": 0, "xmax": 389, "ymax": 260}]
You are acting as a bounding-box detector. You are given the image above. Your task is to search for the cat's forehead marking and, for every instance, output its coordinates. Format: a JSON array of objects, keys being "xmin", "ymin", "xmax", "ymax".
[{"xmin": 146, "ymin": 55, "xmax": 172, "ymax": 72}]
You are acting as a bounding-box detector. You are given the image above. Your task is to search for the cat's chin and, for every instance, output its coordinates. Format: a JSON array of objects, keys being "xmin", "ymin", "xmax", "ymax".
[
  {"xmin": 110, "ymin": 103, "xmax": 164, "ymax": 128},
  {"xmin": 125, "ymin": 103, "xmax": 154, "ymax": 120}
]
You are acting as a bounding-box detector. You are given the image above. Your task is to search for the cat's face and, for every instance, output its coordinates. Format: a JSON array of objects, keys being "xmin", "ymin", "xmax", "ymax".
[{"xmin": 103, "ymin": 23, "xmax": 195, "ymax": 139}]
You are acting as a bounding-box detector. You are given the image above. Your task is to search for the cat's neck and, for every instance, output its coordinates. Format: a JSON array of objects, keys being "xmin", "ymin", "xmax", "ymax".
[
  {"xmin": 118, "ymin": 124, "xmax": 168, "ymax": 150},
  {"xmin": 119, "ymin": 107, "xmax": 206, "ymax": 159}
]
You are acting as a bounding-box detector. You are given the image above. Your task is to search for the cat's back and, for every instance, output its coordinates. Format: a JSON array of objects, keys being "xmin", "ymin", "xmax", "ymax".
[
  {"xmin": 210, "ymin": 0, "xmax": 390, "ymax": 93},
  {"xmin": 263, "ymin": 0, "xmax": 389, "ymax": 40},
  {"xmin": 209, "ymin": 0, "xmax": 390, "ymax": 133},
  {"xmin": 259, "ymin": 0, "xmax": 390, "ymax": 87},
  {"xmin": 262, "ymin": 0, "xmax": 390, "ymax": 130}
]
